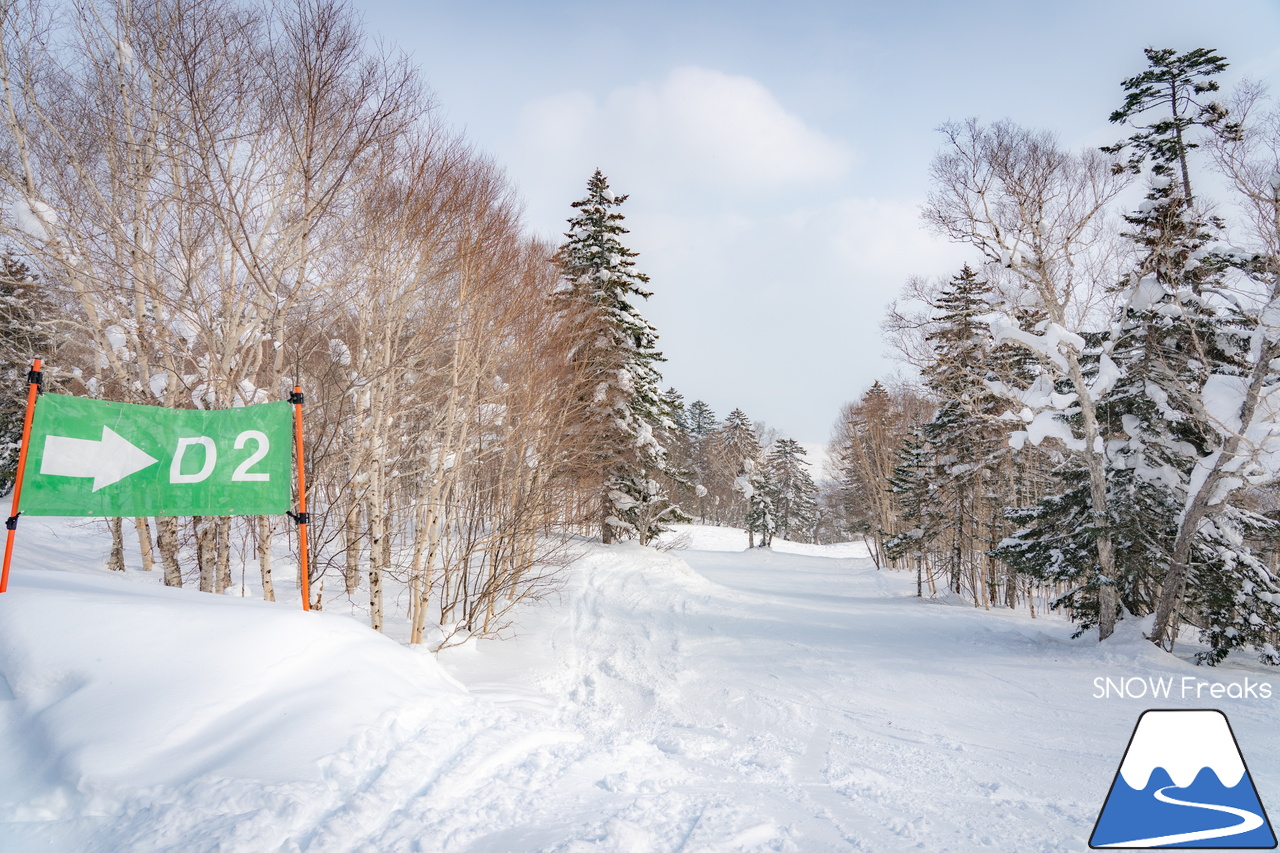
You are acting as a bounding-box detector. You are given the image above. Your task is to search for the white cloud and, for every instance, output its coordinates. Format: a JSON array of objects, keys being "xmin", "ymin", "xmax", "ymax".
[
  {"xmin": 504, "ymin": 71, "xmax": 967, "ymax": 444},
  {"xmin": 516, "ymin": 66, "xmax": 852, "ymax": 195}
]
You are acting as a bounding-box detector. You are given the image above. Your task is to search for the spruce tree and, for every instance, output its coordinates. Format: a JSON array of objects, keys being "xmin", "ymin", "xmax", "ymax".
[
  {"xmin": 743, "ymin": 460, "xmax": 776, "ymax": 548},
  {"xmin": 0, "ymin": 252, "xmax": 52, "ymax": 496},
  {"xmin": 714, "ymin": 408, "xmax": 761, "ymax": 527},
  {"xmin": 1103, "ymin": 47, "xmax": 1237, "ymax": 200},
  {"xmin": 1101, "ymin": 47, "xmax": 1280, "ymax": 662},
  {"xmin": 917, "ymin": 266, "xmax": 1007, "ymax": 597},
  {"xmin": 761, "ymin": 438, "xmax": 818, "ymax": 543},
  {"xmin": 685, "ymin": 400, "xmax": 718, "ymax": 441},
  {"xmin": 559, "ymin": 170, "xmax": 687, "ymax": 544},
  {"xmin": 656, "ymin": 386, "xmax": 697, "ymax": 523},
  {"xmin": 684, "ymin": 399, "xmax": 719, "ymax": 523},
  {"xmin": 1102, "ymin": 153, "xmax": 1276, "ymax": 660},
  {"xmin": 884, "ymin": 429, "xmax": 940, "ymax": 595}
]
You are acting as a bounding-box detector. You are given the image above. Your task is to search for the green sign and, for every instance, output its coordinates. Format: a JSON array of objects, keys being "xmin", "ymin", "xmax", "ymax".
[{"xmin": 21, "ymin": 394, "xmax": 293, "ymax": 517}]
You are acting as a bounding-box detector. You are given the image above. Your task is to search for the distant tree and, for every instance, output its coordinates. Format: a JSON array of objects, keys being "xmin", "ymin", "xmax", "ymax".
[
  {"xmin": 743, "ymin": 460, "xmax": 776, "ymax": 548},
  {"xmin": 558, "ymin": 170, "xmax": 686, "ymax": 544},
  {"xmin": 661, "ymin": 387, "xmax": 688, "ymax": 434},
  {"xmin": 829, "ymin": 382, "xmax": 931, "ymax": 566},
  {"xmin": 712, "ymin": 408, "xmax": 761, "ymax": 527},
  {"xmin": 884, "ymin": 429, "xmax": 938, "ymax": 596},
  {"xmin": 762, "ymin": 438, "xmax": 818, "ymax": 543},
  {"xmin": 686, "ymin": 399, "xmax": 718, "ymax": 440},
  {"xmin": 684, "ymin": 399, "xmax": 719, "ymax": 522}
]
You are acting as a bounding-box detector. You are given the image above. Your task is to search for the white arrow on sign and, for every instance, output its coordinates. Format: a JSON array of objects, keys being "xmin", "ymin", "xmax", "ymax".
[{"xmin": 40, "ymin": 426, "xmax": 160, "ymax": 492}]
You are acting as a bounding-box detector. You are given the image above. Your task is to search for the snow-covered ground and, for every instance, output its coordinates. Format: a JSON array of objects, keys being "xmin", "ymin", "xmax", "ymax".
[{"xmin": 1, "ymin": 521, "xmax": 1277, "ymax": 851}]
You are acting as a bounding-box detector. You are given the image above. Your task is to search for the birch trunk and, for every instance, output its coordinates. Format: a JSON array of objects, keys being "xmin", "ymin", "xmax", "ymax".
[
  {"xmin": 196, "ymin": 517, "xmax": 215, "ymax": 593},
  {"xmin": 257, "ymin": 515, "xmax": 275, "ymax": 602},
  {"xmin": 156, "ymin": 516, "xmax": 182, "ymax": 588},
  {"xmin": 133, "ymin": 517, "xmax": 155, "ymax": 572},
  {"xmin": 107, "ymin": 517, "xmax": 125, "ymax": 572},
  {"xmin": 214, "ymin": 516, "xmax": 231, "ymax": 594}
]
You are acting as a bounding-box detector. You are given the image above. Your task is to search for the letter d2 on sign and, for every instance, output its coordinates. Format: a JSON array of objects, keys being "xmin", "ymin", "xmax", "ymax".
[{"xmin": 20, "ymin": 395, "xmax": 292, "ymax": 517}]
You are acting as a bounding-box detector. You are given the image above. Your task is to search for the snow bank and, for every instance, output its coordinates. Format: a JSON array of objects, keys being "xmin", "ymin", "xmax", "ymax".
[
  {"xmin": 0, "ymin": 568, "xmax": 473, "ymax": 821},
  {"xmin": 660, "ymin": 523, "xmax": 872, "ymax": 558}
]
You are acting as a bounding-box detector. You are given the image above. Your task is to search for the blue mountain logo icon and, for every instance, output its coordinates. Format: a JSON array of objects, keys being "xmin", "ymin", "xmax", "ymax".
[{"xmin": 1090, "ymin": 709, "xmax": 1277, "ymax": 849}]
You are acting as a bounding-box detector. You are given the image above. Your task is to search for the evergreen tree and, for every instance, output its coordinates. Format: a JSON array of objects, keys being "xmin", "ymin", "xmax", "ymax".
[
  {"xmin": 655, "ymin": 386, "xmax": 697, "ymax": 522},
  {"xmin": 761, "ymin": 438, "xmax": 818, "ymax": 543},
  {"xmin": 710, "ymin": 408, "xmax": 761, "ymax": 527},
  {"xmin": 559, "ymin": 170, "xmax": 687, "ymax": 544},
  {"xmin": 743, "ymin": 459, "xmax": 776, "ymax": 548},
  {"xmin": 917, "ymin": 266, "xmax": 1009, "ymax": 597},
  {"xmin": 1102, "ymin": 162, "xmax": 1277, "ymax": 659},
  {"xmin": 884, "ymin": 429, "xmax": 940, "ymax": 595},
  {"xmin": 660, "ymin": 387, "xmax": 688, "ymax": 435},
  {"xmin": 685, "ymin": 400, "xmax": 718, "ymax": 441},
  {"xmin": 1103, "ymin": 47, "xmax": 1279, "ymax": 662},
  {"xmin": 0, "ymin": 252, "xmax": 52, "ymax": 496},
  {"xmin": 1103, "ymin": 47, "xmax": 1237, "ymax": 200},
  {"xmin": 684, "ymin": 399, "xmax": 719, "ymax": 523}
]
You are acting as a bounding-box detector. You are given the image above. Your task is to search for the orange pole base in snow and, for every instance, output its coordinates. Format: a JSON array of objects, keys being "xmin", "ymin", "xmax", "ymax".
[{"xmin": 1, "ymin": 358, "xmax": 43, "ymax": 593}]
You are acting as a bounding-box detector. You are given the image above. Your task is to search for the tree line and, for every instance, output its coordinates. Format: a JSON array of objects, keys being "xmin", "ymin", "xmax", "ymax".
[
  {"xmin": 826, "ymin": 48, "xmax": 1280, "ymax": 665},
  {"xmin": 0, "ymin": 0, "xmax": 827, "ymax": 645}
]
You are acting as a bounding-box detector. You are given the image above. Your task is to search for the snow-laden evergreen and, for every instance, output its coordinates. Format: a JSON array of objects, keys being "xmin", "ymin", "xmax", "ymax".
[
  {"xmin": 760, "ymin": 438, "xmax": 818, "ymax": 544},
  {"xmin": 558, "ymin": 170, "xmax": 687, "ymax": 544},
  {"xmin": 743, "ymin": 459, "xmax": 777, "ymax": 548},
  {"xmin": 992, "ymin": 47, "xmax": 1280, "ymax": 660},
  {"xmin": 683, "ymin": 399, "xmax": 719, "ymax": 522},
  {"xmin": 1108, "ymin": 176, "xmax": 1278, "ymax": 663},
  {"xmin": 716, "ymin": 407, "xmax": 762, "ymax": 530},
  {"xmin": 919, "ymin": 267, "xmax": 1008, "ymax": 596}
]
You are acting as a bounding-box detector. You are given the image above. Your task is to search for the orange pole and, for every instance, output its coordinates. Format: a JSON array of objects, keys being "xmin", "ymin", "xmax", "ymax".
[
  {"xmin": 291, "ymin": 386, "xmax": 310, "ymax": 611},
  {"xmin": 1, "ymin": 358, "xmax": 42, "ymax": 593}
]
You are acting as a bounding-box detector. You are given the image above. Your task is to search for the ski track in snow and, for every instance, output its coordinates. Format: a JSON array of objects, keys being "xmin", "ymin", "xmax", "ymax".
[{"xmin": 2, "ymin": 524, "xmax": 1278, "ymax": 851}]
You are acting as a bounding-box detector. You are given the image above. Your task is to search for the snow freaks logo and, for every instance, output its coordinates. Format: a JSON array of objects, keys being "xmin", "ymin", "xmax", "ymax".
[
  {"xmin": 1093, "ymin": 676, "xmax": 1273, "ymax": 700},
  {"xmin": 1089, "ymin": 710, "xmax": 1277, "ymax": 849}
]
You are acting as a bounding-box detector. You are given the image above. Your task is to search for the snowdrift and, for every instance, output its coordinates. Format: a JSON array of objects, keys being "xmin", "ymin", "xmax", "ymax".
[{"xmin": 0, "ymin": 566, "xmax": 477, "ymax": 848}]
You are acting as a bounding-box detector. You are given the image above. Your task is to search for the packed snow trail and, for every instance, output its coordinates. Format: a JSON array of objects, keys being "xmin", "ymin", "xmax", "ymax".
[{"xmin": 0, "ymin": 522, "xmax": 1277, "ymax": 851}]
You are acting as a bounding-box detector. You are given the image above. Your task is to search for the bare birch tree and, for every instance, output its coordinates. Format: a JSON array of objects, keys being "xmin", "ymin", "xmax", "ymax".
[{"xmin": 923, "ymin": 118, "xmax": 1130, "ymax": 638}]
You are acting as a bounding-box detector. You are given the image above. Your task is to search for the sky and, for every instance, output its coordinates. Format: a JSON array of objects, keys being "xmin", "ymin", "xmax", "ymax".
[{"xmin": 353, "ymin": 0, "xmax": 1280, "ymax": 449}]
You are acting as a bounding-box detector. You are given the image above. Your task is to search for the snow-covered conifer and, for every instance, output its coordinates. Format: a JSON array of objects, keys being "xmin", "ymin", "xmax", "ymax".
[
  {"xmin": 761, "ymin": 438, "xmax": 818, "ymax": 543},
  {"xmin": 713, "ymin": 408, "xmax": 761, "ymax": 528},
  {"xmin": 743, "ymin": 460, "xmax": 776, "ymax": 548},
  {"xmin": 885, "ymin": 430, "xmax": 939, "ymax": 596},
  {"xmin": 685, "ymin": 400, "xmax": 717, "ymax": 441},
  {"xmin": 558, "ymin": 170, "xmax": 687, "ymax": 544},
  {"xmin": 1100, "ymin": 47, "xmax": 1280, "ymax": 661},
  {"xmin": 684, "ymin": 399, "xmax": 719, "ymax": 522},
  {"xmin": 918, "ymin": 266, "xmax": 1009, "ymax": 597}
]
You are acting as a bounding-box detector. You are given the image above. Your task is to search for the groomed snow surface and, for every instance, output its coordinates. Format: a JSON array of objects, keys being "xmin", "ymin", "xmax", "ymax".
[{"xmin": 1, "ymin": 521, "xmax": 1278, "ymax": 852}]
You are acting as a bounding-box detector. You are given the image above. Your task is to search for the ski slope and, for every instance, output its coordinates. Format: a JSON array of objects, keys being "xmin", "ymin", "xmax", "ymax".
[{"xmin": 1, "ymin": 521, "xmax": 1278, "ymax": 851}]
